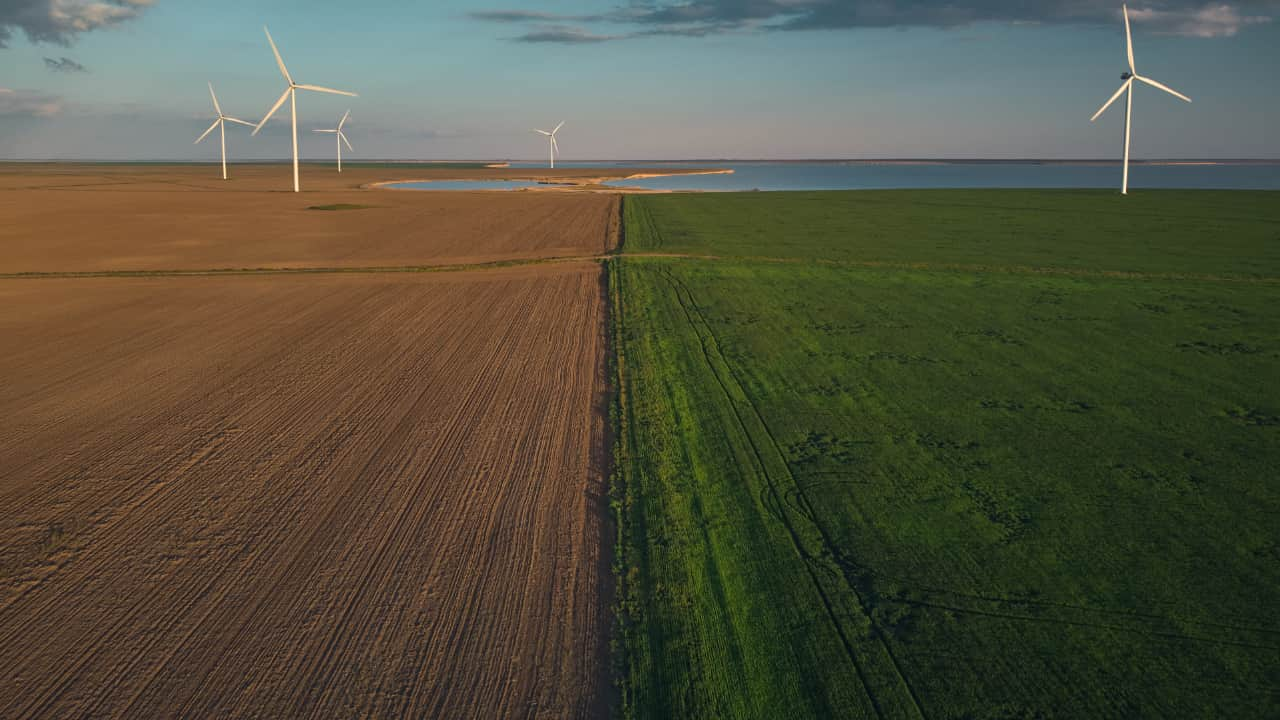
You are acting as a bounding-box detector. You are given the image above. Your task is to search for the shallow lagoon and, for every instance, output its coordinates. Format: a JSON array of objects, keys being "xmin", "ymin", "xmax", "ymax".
[
  {"xmin": 384, "ymin": 161, "xmax": 1280, "ymax": 192},
  {"xmin": 599, "ymin": 161, "xmax": 1280, "ymax": 191}
]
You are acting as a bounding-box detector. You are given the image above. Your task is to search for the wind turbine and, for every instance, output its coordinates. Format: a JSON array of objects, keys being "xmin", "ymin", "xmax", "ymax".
[
  {"xmin": 313, "ymin": 110, "xmax": 353, "ymax": 172},
  {"xmin": 1090, "ymin": 4, "xmax": 1191, "ymax": 195},
  {"xmin": 252, "ymin": 26, "xmax": 357, "ymax": 192},
  {"xmin": 532, "ymin": 122, "xmax": 564, "ymax": 169},
  {"xmin": 195, "ymin": 83, "xmax": 254, "ymax": 180}
]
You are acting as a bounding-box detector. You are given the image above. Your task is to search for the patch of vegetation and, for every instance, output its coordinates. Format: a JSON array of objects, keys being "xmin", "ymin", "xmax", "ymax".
[
  {"xmin": 306, "ymin": 203, "xmax": 376, "ymax": 211},
  {"xmin": 612, "ymin": 191, "xmax": 1280, "ymax": 719}
]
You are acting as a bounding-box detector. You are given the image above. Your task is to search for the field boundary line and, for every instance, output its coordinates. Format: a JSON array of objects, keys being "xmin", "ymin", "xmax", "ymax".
[
  {"xmin": 6, "ymin": 252, "xmax": 1278, "ymax": 283},
  {"xmin": 607, "ymin": 258, "xmax": 661, "ymax": 719},
  {"xmin": 613, "ymin": 196, "xmax": 626, "ymax": 255},
  {"xmin": 595, "ymin": 261, "xmax": 623, "ymax": 719},
  {"xmin": 607, "ymin": 258, "xmax": 635, "ymax": 716}
]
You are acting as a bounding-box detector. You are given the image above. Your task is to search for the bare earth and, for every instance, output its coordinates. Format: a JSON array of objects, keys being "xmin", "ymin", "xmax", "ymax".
[
  {"xmin": 0, "ymin": 164, "xmax": 631, "ymax": 274},
  {"xmin": 0, "ymin": 164, "xmax": 619, "ymax": 718}
]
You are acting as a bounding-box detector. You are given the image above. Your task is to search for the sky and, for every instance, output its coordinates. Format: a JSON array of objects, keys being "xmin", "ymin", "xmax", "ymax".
[{"xmin": 1, "ymin": 0, "xmax": 1278, "ymax": 160}]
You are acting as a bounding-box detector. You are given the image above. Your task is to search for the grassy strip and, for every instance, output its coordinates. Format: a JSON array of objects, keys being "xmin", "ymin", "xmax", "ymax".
[
  {"xmin": 307, "ymin": 203, "xmax": 378, "ymax": 211},
  {"xmin": 614, "ymin": 195, "xmax": 627, "ymax": 255},
  {"xmin": 607, "ymin": 258, "xmax": 636, "ymax": 714},
  {"xmin": 613, "ymin": 256, "xmax": 914, "ymax": 718}
]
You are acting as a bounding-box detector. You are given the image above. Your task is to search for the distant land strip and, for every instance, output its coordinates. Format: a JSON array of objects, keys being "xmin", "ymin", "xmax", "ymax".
[{"xmin": 3, "ymin": 159, "xmax": 1279, "ymax": 165}]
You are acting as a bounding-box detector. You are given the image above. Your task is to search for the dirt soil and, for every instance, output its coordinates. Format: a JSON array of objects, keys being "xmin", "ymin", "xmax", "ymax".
[
  {"xmin": 0, "ymin": 164, "xmax": 618, "ymax": 719},
  {"xmin": 0, "ymin": 164, "xmax": 637, "ymax": 274}
]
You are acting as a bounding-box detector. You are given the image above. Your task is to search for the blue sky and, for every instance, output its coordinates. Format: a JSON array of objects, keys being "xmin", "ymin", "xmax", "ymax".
[{"xmin": 1, "ymin": 1, "xmax": 1277, "ymax": 160}]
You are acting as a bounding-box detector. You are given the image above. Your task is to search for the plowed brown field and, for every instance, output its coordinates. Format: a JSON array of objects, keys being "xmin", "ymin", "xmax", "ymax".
[
  {"xmin": 0, "ymin": 164, "xmax": 618, "ymax": 719},
  {"xmin": 0, "ymin": 164, "xmax": 627, "ymax": 273}
]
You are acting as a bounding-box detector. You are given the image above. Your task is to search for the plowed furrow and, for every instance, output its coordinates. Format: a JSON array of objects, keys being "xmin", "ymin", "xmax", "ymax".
[{"xmin": 0, "ymin": 265, "xmax": 609, "ymax": 719}]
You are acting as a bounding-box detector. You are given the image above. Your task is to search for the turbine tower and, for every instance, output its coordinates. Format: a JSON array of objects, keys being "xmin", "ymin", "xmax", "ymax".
[
  {"xmin": 252, "ymin": 27, "xmax": 357, "ymax": 192},
  {"xmin": 1090, "ymin": 4, "xmax": 1191, "ymax": 195},
  {"xmin": 195, "ymin": 83, "xmax": 254, "ymax": 180},
  {"xmin": 532, "ymin": 122, "xmax": 564, "ymax": 169},
  {"xmin": 313, "ymin": 110, "xmax": 353, "ymax": 173}
]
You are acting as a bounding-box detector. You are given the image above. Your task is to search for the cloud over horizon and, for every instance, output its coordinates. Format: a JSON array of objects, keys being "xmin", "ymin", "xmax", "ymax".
[
  {"xmin": 471, "ymin": 1, "xmax": 1277, "ymax": 43},
  {"xmin": 43, "ymin": 55, "xmax": 86, "ymax": 71},
  {"xmin": 1, "ymin": 0, "xmax": 155, "ymax": 48},
  {"xmin": 515, "ymin": 24, "xmax": 620, "ymax": 43},
  {"xmin": 0, "ymin": 87, "xmax": 63, "ymax": 116}
]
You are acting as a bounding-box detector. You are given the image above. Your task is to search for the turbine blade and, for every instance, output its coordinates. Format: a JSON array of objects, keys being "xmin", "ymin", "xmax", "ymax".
[
  {"xmin": 195, "ymin": 118, "xmax": 220, "ymax": 144},
  {"xmin": 1135, "ymin": 75, "xmax": 1192, "ymax": 103},
  {"xmin": 552, "ymin": 136, "xmax": 560, "ymax": 156},
  {"xmin": 340, "ymin": 132, "xmax": 353, "ymax": 152},
  {"xmin": 533, "ymin": 129, "xmax": 551, "ymax": 136},
  {"xmin": 295, "ymin": 84, "xmax": 358, "ymax": 97},
  {"xmin": 254, "ymin": 88, "xmax": 292, "ymax": 135},
  {"xmin": 313, "ymin": 129, "xmax": 337, "ymax": 133},
  {"xmin": 554, "ymin": 121, "xmax": 565, "ymax": 134},
  {"xmin": 1124, "ymin": 4, "xmax": 1135, "ymax": 74},
  {"xmin": 339, "ymin": 109, "xmax": 350, "ymax": 130},
  {"xmin": 264, "ymin": 26, "xmax": 293, "ymax": 84},
  {"xmin": 223, "ymin": 117, "xmax": 255, "ymax": 127},
  {"xmin": 1090, "ymin": 80, "xmax": 1131, "ymax": 122},
  {"xmin": 208, "ymin": 82, "xmax": 222, "ymax": 115}
]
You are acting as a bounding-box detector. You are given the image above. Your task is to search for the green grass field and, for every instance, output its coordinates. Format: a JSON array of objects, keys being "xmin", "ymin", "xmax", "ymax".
[
  {"xmin": 623, "ymin": 189, "xmax": 1280, "ymax": 277},
  {"xmin": 611, "ymin": 190, "xmax": 1280, "ymax": 719}
]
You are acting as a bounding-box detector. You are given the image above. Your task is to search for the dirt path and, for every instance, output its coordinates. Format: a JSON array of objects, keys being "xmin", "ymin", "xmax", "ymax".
[
  {"xmin": 11, "ymin": 250, "xmax": 1276, "ymax": 285},
  {"xmin": 0, "ymin": 265, "xmax": 612, "ymax": 718}
]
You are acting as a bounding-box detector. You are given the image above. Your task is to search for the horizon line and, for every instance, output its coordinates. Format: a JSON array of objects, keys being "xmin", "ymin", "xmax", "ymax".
[{"xmin": 4, "ymin": 157, "xmax": 1280, "ymax": 164}]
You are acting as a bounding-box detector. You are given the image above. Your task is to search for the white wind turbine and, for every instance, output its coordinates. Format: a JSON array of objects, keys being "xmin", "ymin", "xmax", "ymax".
[
  {"xmin": 313, "ymin": 110, "xmax": 353, "ymax": 172},
  {"xmin": 1090, "ymin": 4, "xmax": 1191, "ymax": 195},
  {"xmin": 532, "ymin": 122, "xmax": 564, "ymax": 169},
  {"xmin": 252, "ymin": 26, "xmax": 358, "ymax": 192},
  {"xmin": 195, "ymin": 83, "xmax": 254, "ymax": 180}
]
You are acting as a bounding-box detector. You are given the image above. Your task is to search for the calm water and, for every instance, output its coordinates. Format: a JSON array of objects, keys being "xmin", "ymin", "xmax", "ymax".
[
  {"xmin": 596, "ymin": 161, "xmax": 1280, "ymax": 192},
  {"xmin": 385, "ymin": 162, "xmax": 1279, "ymax": 192}
]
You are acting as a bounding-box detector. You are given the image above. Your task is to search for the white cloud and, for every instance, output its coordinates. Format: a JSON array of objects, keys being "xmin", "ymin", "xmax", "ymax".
[
  {"xmin": 1129, "ymin": 4, "xmax": 1272, "ymax": 37},
  {"xmin": 1, "ymin": 0, "xmax": 155, "ymax": 47},
  {"xmin": 0, "ymin": 87, "xmax": 63, "ymax": 116},
  {"xmin": 471, "ymin": 1, "xmax": 1279, "ymax": 42}
]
